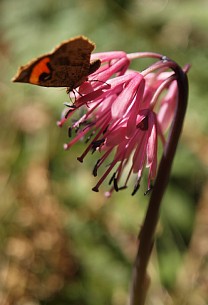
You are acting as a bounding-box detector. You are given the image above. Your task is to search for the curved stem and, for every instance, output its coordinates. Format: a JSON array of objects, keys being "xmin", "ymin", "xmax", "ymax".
[{"xmin": 129, "ymin": 60, "xmax": 189, "ymax": 305}]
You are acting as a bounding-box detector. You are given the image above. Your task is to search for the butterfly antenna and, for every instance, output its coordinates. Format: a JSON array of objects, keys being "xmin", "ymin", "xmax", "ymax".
[{"xmin": 89, "ymin": 79, "xmax": 110, "ymax": 87}]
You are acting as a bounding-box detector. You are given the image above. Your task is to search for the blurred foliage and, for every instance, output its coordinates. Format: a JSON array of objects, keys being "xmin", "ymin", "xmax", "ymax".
[{"xmin": 0, "ymin": 0, "xmax": 208, "ymax": 304}]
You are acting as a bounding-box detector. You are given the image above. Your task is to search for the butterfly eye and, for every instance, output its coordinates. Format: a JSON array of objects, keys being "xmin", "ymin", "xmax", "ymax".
[{"xmin": 39, "ymin": 72, "xmax": 52, "ymax": 82}]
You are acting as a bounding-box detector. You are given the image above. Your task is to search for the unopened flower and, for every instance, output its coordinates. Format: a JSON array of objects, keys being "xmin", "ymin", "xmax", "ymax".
[{"xmin": 57, "ymin": 51, "xmax": 187, "ymax": 196}]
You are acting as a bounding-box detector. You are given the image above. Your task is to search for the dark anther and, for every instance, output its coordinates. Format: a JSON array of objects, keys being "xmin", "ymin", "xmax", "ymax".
[
  {"xmin": 65, "ymin": 109, "xmax": 75, "ymax": 119},
  {"xmin": 109, "ymin": 172, "xmax": 116, "ymax": 185},
  {"xmin": 131, "ymin": 180, "xmax": 140, "ymax": 196},
  {"xmin": 92, "ymin": 186, "xmax": 99, "ymax": 192},
  {"xmin": 68, "ymin": 127, "xmax": 72, "ymax": 138},
  {"xmin": 118, "ymin": 185, "xmax": 127, "ymax": 191},
  {"xmin": 113, "ymin": 178, "xmax": 119, "ymax": 192},
  {"xmin": 77, "ymin": 156, "xmax": 83, "ymax": 163},
  {"xmin": 92, "ymin": 159, "xmax": 101, "ymax": 177},
  {"xmin": 144, "ymin": 185, "xmax": 153, "ymax": 196},
  {"xmin": 91, "ymin": 139, "xmax": 105, "ymax": 153}
]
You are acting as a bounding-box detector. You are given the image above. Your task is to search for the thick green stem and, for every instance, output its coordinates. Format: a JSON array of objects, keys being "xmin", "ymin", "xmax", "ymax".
[{"xmin": 129, "ymin": 61, "xmax": 189, "ymax": 305}]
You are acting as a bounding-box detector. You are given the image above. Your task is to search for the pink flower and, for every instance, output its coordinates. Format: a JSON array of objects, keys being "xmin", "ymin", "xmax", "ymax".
[{"xmin": 57, "ymin": 51, "xmax": 185, "ymax": 196}]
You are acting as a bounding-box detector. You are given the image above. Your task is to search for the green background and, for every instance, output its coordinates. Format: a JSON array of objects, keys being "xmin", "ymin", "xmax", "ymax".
[{"xmin": 0, "ymin": 0, "xmax": 208, "ymax": 304}]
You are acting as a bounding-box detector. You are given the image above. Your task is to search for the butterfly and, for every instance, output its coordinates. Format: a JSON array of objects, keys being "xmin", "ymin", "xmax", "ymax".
[{"xmin": 12, "ymin": 36, "xmax": 101, "ymax": 91}]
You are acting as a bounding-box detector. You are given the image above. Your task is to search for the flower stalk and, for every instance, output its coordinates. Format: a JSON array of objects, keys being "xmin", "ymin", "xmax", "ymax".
[{"xmin": 129, "ymin": 60, "xmax": 189, "ymax": 305}]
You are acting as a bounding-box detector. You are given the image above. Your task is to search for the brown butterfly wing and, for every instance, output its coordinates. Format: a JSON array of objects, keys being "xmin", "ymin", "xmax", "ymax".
[
  {"xmin": 46, "ymin": 36, "xmax": 95, "ymax": 88},
  {"xmin": 12, "ymin": 36, "xmax": 95, "ymax": 88}
]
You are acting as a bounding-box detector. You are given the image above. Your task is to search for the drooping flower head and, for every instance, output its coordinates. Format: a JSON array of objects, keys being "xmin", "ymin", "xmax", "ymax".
[{"xmin": 57, "ymin": 50, "xmax": 189, "ymax": 196}]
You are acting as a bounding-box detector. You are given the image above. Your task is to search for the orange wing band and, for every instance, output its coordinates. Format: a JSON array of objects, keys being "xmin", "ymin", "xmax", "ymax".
[{"xmin": 29, "ymin": 57, "xmax": 51, "ymax": 84}]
